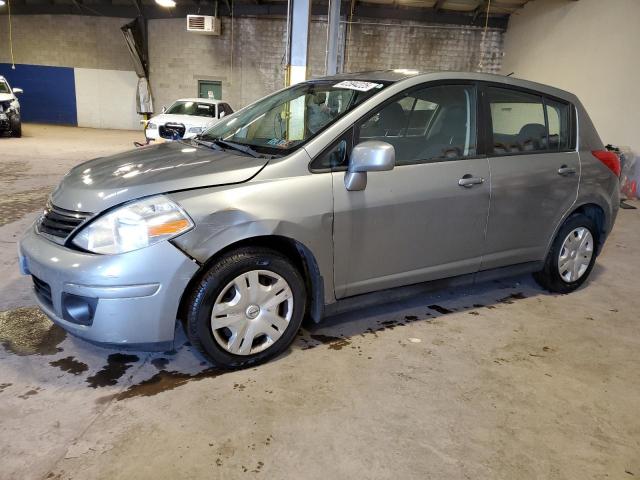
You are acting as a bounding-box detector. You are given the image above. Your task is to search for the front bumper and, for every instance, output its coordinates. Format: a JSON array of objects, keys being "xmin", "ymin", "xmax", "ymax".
[{"xmin": 18, "ymin": 226, "xmax": 199, "ymax": 349}]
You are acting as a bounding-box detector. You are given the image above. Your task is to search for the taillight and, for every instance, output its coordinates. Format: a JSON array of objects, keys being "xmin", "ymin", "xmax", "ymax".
[{"xmin": 592, "ymin": 150, "xmax": 621, "ymax": 177}]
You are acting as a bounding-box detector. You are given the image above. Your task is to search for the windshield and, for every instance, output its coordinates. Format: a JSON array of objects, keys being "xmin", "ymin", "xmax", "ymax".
[
  {"xmin": 166, "ymin": 101, "xmax": 216, "ymax": 117},
  {"xmin": 0, "ymin": 82, "xmax": 10, "ymax": 94},
  {"xmin": 201, "ymin": 80, "xmax": 388, "ymax": 154}
]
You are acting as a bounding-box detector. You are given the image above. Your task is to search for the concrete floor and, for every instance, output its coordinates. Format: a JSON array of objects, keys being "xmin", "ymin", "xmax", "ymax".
[{"xmin": 1, "ymin": 124, "xmax": 639, "ymax": 480}]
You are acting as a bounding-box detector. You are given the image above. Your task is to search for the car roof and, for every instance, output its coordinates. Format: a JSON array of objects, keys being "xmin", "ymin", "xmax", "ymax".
[
  {"xmin": 173, "ymin": 98, "xmax": 224, "ymax": 104},
  {"xmin": 314, "ymin": 70, "xmax": 576, "ymax": 103}
]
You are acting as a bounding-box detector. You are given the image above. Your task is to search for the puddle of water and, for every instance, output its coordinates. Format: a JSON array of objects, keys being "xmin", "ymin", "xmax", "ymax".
[
  {"xmin": 0, "ymin": 307, "xmax": 66, "ymax": 356},
  {"xmin": 309, "ymin": 334, "xmax": 351, "ymax": 350},
  {"xmin": 50, "ymin": 356, "xmax": 89, "ymax": 376},
  {"xmin": 0, "ymin": 189, "xmax": 50, "ymax": 226},
  {"xmin": 18, "ymin": 388, "xmax": 40, "ymax": 399},
  {"xmin": 499, "ymin": 292, "xmax": 526, "ymax": 304},
  {"xmin": 150, "ymin": 357, "xmax": 170, "ymax": 370},
  {"xmin": 114, "ymin": 367, "xmax": 223, "ymax": 400},
  {"xmin": 86, "ymin": 353, "xmax": 140, "ymax": 388},
  {"xmin": 428, "ymin": 304, "xmax": 454, "ymax": 314}
]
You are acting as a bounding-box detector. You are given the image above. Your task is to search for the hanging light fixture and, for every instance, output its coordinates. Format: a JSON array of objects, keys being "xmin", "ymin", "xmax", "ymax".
[{"xmin": 155, "ymin": 0, "xmax": 176, "ymax": 7}]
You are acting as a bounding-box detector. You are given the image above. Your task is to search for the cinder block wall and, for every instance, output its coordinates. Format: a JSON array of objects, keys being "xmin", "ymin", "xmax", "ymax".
[
  {"xmin": 149, "ymin": 17, "xmax": 503, "ymax": 112},
  {"xmin": 0, "ymin": 15, "xmax": 133, "ymax": 70},
  {"xmin": 148, "ymin": 17, "xmax": 329, "ymax": 112},
  {"xmin": 0, "ymin": 15, "xmax": 140, "ymax": 129},
  {"xmin": 343, "ymin": 21, "xmax": 503, "ymax": 74},
  {"xmin": 0, "ymin": 14, "xmax": 504, "ymax": 125}
]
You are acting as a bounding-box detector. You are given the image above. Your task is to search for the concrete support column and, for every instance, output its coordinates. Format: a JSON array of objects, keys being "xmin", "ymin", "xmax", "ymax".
[
  {"xmin": 325, "ymin": 0, "xmax": 341, "ymax": 75},
  {"xmin": 286, "ymin": 0, "xmax": 311, "ymax": 86}
]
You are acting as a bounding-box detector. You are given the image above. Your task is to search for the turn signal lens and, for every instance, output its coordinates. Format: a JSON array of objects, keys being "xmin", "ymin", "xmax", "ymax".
[{"xmin": 148, "ymin": 219, "xmax": 191, "ymax": 236}]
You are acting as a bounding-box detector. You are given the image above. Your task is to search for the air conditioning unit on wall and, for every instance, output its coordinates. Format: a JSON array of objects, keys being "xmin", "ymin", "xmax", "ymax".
[{"xmin": 187, "ymin": 15, "xmax": 221, "ymax": 35}]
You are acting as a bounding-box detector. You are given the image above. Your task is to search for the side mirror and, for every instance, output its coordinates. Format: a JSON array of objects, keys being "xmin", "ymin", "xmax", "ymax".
[
  {"xmin": 219, "ymin": 111, "xmax": 226, "ymax": 119},
  {"xmin": 162, "ymin": 106, "xmax": 167, "ymax": 113},
  {"xmin": 12, "ymin": 88, "xmax": 23, "ymax": 95},
  {"xmin": 344, "ymin": 140, "xmax": 395, "ymax": 191}
]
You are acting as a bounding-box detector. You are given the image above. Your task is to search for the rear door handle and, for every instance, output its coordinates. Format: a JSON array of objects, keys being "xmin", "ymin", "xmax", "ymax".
[
  {"xmin": 558, "ymin": 165, "xmax": 576, "ymax": 176},
  {"xmin": 458, "ymin": 175, "xmax": 484, "ymax": 188}
]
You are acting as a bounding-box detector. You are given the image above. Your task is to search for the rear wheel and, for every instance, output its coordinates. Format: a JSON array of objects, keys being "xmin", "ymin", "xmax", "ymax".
[
  {"xmin": 533, "ymin": 213, "xmax": 598, "ymax": 293},
  {"xmin": 185, "ymin": 247, "xmax": 306, "ymax": 369}
]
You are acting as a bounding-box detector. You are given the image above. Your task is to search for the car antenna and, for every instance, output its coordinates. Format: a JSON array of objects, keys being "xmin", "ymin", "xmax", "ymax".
[{"xmin": 506, "ymin": 72, "xmax": 515, "ymax": 77}]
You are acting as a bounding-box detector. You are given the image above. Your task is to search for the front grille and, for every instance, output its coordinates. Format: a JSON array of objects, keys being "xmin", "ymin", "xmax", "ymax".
[
  {"xmin": 33, "ymin": 276, "xmax": 53, "ymax": 309},
  {"xmin": 159, "ymin": 123, "xmax": 186, "ymax": 140},
  {"xmin": 38, "ymin": 203, "xmax": 92, "ymax": 242}
]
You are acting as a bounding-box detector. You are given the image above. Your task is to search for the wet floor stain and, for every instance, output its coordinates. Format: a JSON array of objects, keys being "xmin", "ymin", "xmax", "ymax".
[
  {"xmin": 0, "ymin": 161, "xmax": 30, "ymax": 184},
  {"xmin": 49, "ymin": 356, "xmax": 89, "ymax": 376},
  {"xmin": 309, "ymin": 334, "xmax": 351, "ymax": 350},
  {"xmin": 0, "ymin": 189, "xmax": 50, "ymax": 226},
  {"xmin": 86, "ymin": 353, "xmax": 140, "ymax": 388},
  {"xmin": 428, "ymin": 304, "xmax": 454, "ymax": 314},
  {"xmin": 150, "ymin": 357, "xmax": 170, "ymax": 370},
  {"xmin": 0, "ymin": 307, "xmax": 66, "ymax": 356},
  {"xmin": 113, "ymin": 367, "xmax": 223, "ymax": 400},
  {"xmin": 499, "ymin": 292, "xmax": 526, "ymax": 304},
  {"xmin": 18, "ymin": 387, "xmax": 41, "ymax": 399}
]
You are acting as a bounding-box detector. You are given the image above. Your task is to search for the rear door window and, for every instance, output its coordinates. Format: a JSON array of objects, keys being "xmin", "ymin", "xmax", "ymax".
[
  {"xmin": 487, "ymin": 87, "xmax": 573, "ymax": 154},
  {"xmin": 487, "ymin": 88, "xmax": 547, "ymax": 154},
  {"xmin": 358, "ymin": 84, "xmax": 477, "ymax": 166}
]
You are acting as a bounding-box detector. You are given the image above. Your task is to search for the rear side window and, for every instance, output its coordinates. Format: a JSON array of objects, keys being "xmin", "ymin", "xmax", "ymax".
[
  {"xmin": 358, "ymin": 84, "xmax": 477, "ymax": 166},
  {"xmin": 487, "ymin": 87, "xmax": 572, "ymax": 154}
]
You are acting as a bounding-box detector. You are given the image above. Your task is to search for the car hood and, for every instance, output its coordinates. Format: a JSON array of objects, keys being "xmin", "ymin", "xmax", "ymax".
[
  {"xmin": 50, "ymin": 141, "xmax": 268, "ymax": 213},
  {"xmin": 150, "ymin": 113, "xmax": 217, "ymax": 128},
  {"xmin": 0, "ymin": 93, "xmax": 15, "ymax": 103}
]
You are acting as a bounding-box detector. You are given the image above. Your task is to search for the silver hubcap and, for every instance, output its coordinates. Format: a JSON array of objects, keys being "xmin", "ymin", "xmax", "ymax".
[
  {"xmin": 211, "ymin": 270, "xmax": 294, "ymax": 356},
  {"xmin": 558, "ymin": 227, "xmax": 594, "ymax": 283}
]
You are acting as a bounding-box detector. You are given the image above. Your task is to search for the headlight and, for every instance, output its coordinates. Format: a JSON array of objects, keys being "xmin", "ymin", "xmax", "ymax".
[
  {"xmin": 188, "ymin": 127, "xmax": 203, "ymax": 133},
  {"xmin": 72, "ymin": 195, "xmax": 193, "ymax": 254},
  {"xmin": 146, "ymin": 122, "xmax": 157, "ymax": 130}
]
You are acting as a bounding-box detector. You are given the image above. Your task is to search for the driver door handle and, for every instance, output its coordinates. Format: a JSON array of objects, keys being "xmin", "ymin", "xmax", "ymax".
[
  {"xmin": 558, "ymin": 165, "xmax": 576, "ymax": 176},
  {"xmin": 458, "ymin": 175, "xmax": 484, "ymax": 188}
]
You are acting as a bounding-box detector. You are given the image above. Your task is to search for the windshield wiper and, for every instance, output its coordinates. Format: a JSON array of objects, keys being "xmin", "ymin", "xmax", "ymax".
[
  {"xmin": 211, "ymin": 139, "xmax": 262, "ymax": 158},
  {"xmin": 190, "ymin": 137, "xmax": 223, "ymax": 151}
]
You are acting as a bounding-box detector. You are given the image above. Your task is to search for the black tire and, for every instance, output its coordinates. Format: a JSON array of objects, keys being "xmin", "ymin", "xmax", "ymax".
[
  {"xmin": 185, "ymin": 247, "xmax": 307, "ymax": 369},
  {"xmin": 10, "ymin": 116, "xmax": 21, "ymax": 138},
  {"xmin": 533, "ymin": 213, "xmax": 599, "ymax": 294}
]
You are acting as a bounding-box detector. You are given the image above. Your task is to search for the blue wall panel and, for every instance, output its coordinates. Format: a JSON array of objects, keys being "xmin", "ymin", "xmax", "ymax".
[{"xmin": 0, "ymin": 63, "xmax": 77, "ymax": 125}]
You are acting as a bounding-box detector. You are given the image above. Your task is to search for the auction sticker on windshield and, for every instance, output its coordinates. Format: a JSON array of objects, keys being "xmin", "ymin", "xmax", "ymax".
[{"xmin": 333, "ymin": 81, "xmax": 383, "ymax": 92}]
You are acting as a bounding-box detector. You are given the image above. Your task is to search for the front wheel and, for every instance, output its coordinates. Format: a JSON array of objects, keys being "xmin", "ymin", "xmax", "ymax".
[
  {"xmin": 10, "ymin": 116, "xmax": 21, "ymax": 138},
  {"xmin": 533, "ymin": 213, "xmax": 598, "ymax": 294},
  {"xmin": 185, "ymin": 247, "xmax": 306, "ymax": 369}
]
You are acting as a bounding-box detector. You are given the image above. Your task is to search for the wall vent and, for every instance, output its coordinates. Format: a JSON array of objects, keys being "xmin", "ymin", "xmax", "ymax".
[{"xmin": 187, "ymin": 15, "xmax": 221, "ymax": 35}]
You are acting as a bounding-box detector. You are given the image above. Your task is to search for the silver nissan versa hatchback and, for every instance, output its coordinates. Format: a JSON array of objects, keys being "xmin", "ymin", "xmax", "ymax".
[{"xmin": 19, "ymin": 71, "xmax": 620, "ymax": 368}]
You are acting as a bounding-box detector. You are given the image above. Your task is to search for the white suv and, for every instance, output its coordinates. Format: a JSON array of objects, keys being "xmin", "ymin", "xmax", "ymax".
[
  {"xmin": 0, "ymin": 76, "xmax": 23, "ymax": 138},
  {"xmin": 145, "ymin": 98, "xmax": 233, "ymax": 141}
]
